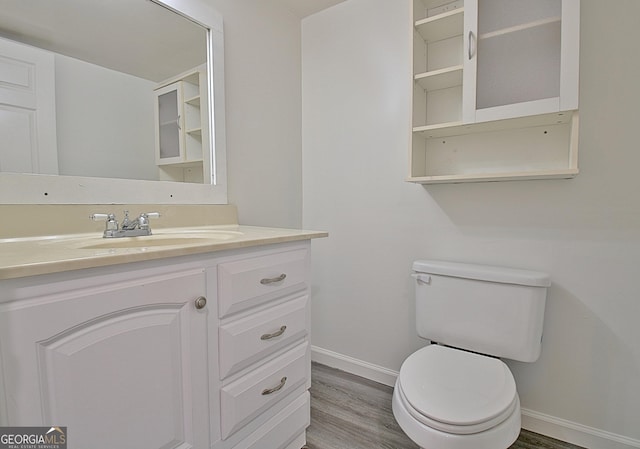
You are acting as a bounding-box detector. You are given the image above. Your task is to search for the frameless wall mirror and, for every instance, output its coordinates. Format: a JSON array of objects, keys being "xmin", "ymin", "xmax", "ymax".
[{"xmin": 0, "ymin": 0, "xmax": 227, "ymax": 204}]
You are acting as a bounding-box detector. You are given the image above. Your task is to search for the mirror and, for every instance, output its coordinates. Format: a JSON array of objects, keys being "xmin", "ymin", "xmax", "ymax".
[{"xmin": 0, "ymin": 0, "xmax": 227, "ymax": 204}]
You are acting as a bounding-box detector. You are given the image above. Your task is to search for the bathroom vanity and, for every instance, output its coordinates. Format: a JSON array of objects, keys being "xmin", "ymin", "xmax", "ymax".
[{"xmin": 0, "ymin": 211, "xmax": 326, "ymax": 449}]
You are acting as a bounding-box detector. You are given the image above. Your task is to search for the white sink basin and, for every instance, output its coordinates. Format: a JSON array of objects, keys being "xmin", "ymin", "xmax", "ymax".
[
  {"xmin": 158, "ymin": 229, "xmax": 244, "ymax": 237},
  {"xmin": 79, "ymin": 230, "xmax": 243, "ymax": 249}
]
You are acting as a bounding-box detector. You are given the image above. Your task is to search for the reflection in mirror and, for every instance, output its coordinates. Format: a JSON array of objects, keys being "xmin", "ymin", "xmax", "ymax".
[{"xmin": 0, "ymin": 0, "xmax": 212, "ymax": 184}]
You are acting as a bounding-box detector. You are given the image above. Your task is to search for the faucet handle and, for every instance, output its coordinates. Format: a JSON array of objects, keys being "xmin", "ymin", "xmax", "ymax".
[
  {"xmin": 90, "ymin": 213, "xmax": 119, "ymax": 232},
  {"xmin": 138, "ymin": 212, "xmax": 160, "ymax": 231}
]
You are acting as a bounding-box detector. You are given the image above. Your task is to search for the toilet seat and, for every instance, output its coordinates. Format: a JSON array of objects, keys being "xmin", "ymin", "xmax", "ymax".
[{"xmin": 397, "ymin": 345, "xmax": 518, "ymax": 435}]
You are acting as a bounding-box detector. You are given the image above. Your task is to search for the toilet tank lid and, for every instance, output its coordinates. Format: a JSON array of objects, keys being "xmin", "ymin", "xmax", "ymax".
[{"xmin": 413, "ymin": 260, "xmax": 551, "ymax": 287}]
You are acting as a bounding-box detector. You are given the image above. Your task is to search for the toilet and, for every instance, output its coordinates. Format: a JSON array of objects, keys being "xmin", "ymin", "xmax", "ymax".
[{"xmin": 392, "ymin": 260, "xmax": 550, "ymax": 449}]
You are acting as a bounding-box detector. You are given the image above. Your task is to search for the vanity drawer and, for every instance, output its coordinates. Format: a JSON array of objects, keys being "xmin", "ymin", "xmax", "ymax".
[
  {"xmin": 219, "ymin": 295, "xmax": 309, "ymax": 379},
  {"xmin": 220, "ymin": 342, "xmax": 309, "ymax": 439},
  {"xmin": 218, "ymin": 248, "xmax": 309, "ymax": 318},
  {"xmin": 231, "ymin": 392, "xmax": 310, "ymax": 449}
]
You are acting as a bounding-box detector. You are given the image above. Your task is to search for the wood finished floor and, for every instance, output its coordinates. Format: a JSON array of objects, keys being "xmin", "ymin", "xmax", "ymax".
[{"xmin": 306, "ymin": 363, "xmax": 585, "ymax": 449}]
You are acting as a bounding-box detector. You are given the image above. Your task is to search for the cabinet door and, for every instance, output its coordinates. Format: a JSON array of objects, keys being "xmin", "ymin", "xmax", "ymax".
[
  {"xmin": 0, "ymin": 269, "xmax": 210, "ymax": 449},
  {"xmin": 155, "ymin": 81, "xmax": 185, "ymax": 164},
  {"xmin": 463, "ymin": 0, "xmax": 579, "ymax": 123}
]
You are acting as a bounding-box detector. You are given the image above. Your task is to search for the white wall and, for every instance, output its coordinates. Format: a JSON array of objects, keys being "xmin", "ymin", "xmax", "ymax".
[
  {"xmin": 302, "ymin": 0, "xmax": 640, "ymax": 447},
  {"xmin": 207, "ymin": 0, "xmax": 303, "ymax": 228},
  {"xmin": 55, "ymin": 54, "xmax": 157, "ymax": 181}
]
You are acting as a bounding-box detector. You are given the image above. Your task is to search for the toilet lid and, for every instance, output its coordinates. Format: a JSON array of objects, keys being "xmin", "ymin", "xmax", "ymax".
[{"xmin": 398, "ymin": 345, "xmax": 517, "ymax": 430}]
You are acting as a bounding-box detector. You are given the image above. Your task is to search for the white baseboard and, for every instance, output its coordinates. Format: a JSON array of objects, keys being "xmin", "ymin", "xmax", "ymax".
[
  {"xmin": 521, "ymin": 408, "xmax": 640, "ymax": 449},
  {"xmin": 311, "ymin": 345, "xmax": 640, "ymax": 449},
  {"xmin": 311, "ymin": 345, "xmax": 398, "ymax": 387}
]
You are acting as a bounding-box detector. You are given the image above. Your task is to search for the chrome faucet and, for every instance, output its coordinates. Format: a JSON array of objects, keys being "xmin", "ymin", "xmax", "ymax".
[{"xmin": 90, "ymin": 211, "xmax": 161, "ymax": 238}]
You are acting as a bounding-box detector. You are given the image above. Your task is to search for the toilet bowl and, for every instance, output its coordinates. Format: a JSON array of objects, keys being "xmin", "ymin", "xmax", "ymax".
[
  {"xmin": 393, "ymin": 260, "xmax": 550, "ymax": 449},
  {"xmin": 392, "ymin": 345, "xmax": 521, "ymax": 449}
]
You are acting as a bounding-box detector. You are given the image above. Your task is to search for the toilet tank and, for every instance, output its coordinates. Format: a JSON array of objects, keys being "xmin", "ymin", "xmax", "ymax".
[{"xmin": 413, "ymin": 260, "xmax": 550, "ymax": 363}]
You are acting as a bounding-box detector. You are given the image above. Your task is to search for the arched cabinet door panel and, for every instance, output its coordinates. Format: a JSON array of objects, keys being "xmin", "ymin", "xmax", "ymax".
[{"xmin": 0, "ymin": 268, "xmax": 209, "ymax": 449}]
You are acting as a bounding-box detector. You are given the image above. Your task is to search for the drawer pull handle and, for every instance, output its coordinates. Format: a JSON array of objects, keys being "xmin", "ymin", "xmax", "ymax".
[
  {"xmin": 261, "ymin": 325, "xmax": 287, "ymax": 340},
  {"xmin": 262, "ymin": 377, "xmax": 287, "ymax": 395},
  {"xmin": 260, "ymin": 273, "xmax": 287, "ymax": 285}
]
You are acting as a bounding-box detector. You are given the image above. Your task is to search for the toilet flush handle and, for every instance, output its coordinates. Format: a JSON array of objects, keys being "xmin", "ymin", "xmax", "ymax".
[{"xmin": 411, "ymin": 273, "xmax": 431, "ymax": 285}]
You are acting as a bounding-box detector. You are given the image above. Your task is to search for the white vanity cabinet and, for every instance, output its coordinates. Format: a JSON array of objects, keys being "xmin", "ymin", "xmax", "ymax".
[
  {"xmin": 0, "ymin": 241, "xmax": 314, "ymax": 449},
  {"xmin": 0, "ymin": 264, "xmax": 211, "ymax": 449},
  {"xmin": 410, "ymin": 0, "xmax": 580, "ymax": 183}
]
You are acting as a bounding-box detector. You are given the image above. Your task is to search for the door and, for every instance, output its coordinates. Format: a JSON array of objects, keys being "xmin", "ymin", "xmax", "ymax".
[
  {"xmin": 0, "ymin": 37, "xmax": 58, "ymax": 174},
  {"xmin": 0, "ymin": 268, "xmax": 210, "ymax": 449},
  {"xmin": 463, "ymin": 0, "xmax": 579, "ymax": 123},
  {"xmin": 155, "ymin": 81, "xmax": 185, "ymax": 165}
]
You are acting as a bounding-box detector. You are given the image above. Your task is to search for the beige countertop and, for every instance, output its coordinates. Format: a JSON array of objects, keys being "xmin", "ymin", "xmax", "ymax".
[{"xmin": 0, "ymin": 225, "xmax": 328, "ymax": 280}]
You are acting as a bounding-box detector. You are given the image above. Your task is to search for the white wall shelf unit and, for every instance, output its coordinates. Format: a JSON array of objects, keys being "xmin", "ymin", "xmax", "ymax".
[
  {"xmin": 409, "ymin": 0, "xmax": 580, "ymax": 184},
  {"xmin": 154, "ymin": 65, "xmax": 208, "ymax": 183}
]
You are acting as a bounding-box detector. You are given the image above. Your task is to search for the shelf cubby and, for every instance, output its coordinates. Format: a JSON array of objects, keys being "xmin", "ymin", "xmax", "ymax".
[
  {"xmin": 415, "ymin": 7, "xmax": 464, "ymax": 43},
  {"xmin": 408, "ymin": 111, "xmax": 579, "ymax": 184},
  {"xmin": 414, "ymin": 65, "xmax": 463, "ymax": 91}
]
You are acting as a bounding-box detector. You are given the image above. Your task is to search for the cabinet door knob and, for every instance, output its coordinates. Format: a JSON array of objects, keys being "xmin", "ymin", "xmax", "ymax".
[
  {"xmin": 260, "ymin": 273, "xmax": 287, "ymax": 285},
  {"xmin": 194, "ymin": 296, "xmax": 207, "ymax": 309},
  {"xmin": 261, "ymin": 377, "xmax": 287, "ymax": 395}
]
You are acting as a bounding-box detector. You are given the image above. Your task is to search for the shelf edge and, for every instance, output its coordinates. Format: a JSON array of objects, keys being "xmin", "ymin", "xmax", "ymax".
[
  {"xmin": 413, "ymin": 111, "xmax": 576, "ymax": 139},
  {"xmin": 479, "ymin": 16, "xmax": 561, "ymax": 40},
  {"xmin": 406, "ymin": 168, "xmax": 579, "ymax": 184},
  {"xmin": 415, "ymin": 7, "xmax": 464, "ymax": 27}
]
